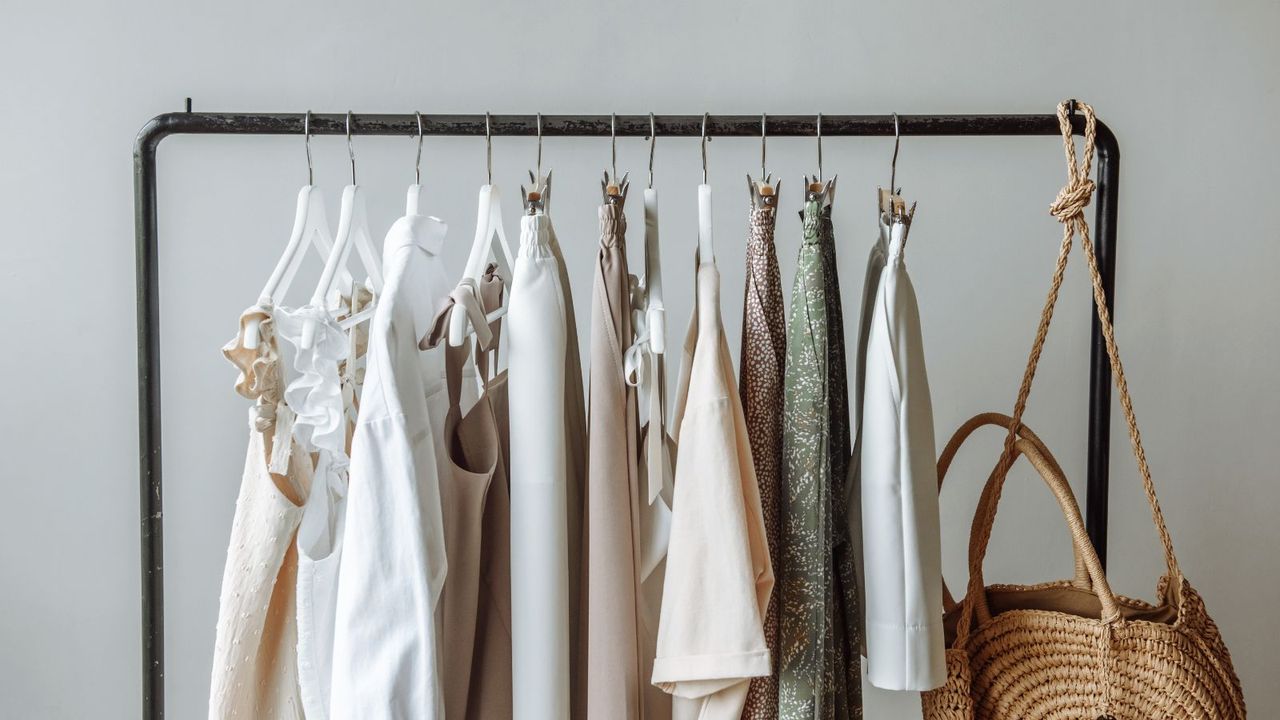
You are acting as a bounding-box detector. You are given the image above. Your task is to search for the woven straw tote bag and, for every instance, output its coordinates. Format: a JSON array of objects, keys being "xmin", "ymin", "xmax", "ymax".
[{"xmin": 920, "ymin": 101, "xmax": 1246, "ymax": 720}]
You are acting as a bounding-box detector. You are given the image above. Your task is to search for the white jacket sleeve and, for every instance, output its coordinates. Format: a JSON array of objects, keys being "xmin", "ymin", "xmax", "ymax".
[{"xmin": 860, "ymin": 222, "xmax": 946, "ymax": 691}]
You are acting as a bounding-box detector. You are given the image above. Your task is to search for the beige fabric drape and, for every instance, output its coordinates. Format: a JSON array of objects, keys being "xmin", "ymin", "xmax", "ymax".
[
  {"xmin": 584, "ymin": 199, "xmax": 646, "ymax": 719},
  {"xmin": 654, "ymin": 257, "xmax": 773, "ymax": 720},
  {"xmin": 429, "ymin": 271, "xmax": 514, "ymax": 720}
]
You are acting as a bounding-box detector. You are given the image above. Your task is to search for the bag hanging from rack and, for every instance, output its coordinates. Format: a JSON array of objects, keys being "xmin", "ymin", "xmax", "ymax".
[{"xmin": 920, "ymin": 101, "xmax": 1245, "ymax": 720}]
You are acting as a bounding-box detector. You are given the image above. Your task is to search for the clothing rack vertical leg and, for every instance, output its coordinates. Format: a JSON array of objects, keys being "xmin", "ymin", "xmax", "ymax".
[
  {"xmin": 135, "ymin": 122, "xmax": 166, "ymax": 720},
  {"xmin": 1086, "ymin": 128, "xmax": 1120, "ymax": 568}
]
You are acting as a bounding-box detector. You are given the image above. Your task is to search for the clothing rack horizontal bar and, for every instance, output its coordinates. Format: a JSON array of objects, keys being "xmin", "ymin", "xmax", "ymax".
[{"xmin": 137, "ymin": 112, "xmax": 1117, "ymax": 156}]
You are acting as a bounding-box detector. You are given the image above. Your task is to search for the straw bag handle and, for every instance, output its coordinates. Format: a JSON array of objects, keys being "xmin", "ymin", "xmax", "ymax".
[
  {"xmin": 955, "ymin": 435, "xmax": 1121, "ymax": 637},
  {"xmin": 937, "ymin": 413, "xmax": 1092, "ymax": 611},
  {"xmin": 958, "ymin": 102, "xmax": 1182, "ymax": 630}
]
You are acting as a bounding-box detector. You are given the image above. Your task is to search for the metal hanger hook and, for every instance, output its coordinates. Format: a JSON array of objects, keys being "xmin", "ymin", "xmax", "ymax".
[
  {"xmin": 415, "ymin": 111, "xmax": 424, "ymax": 185},
  {"xmin": 303, "ymin": 110, "xmax": 314, "ymax": 186},
  {"xmin": 890, "ymin": 112, "xmax": 901, "ymax": 195},
  {"xmin": 647, "ymin": 112, "xmax": 656, "ymax": 189},
  {"xmin": 816, "ymin": 112, "xmax": 823, "ymax": 182},
  {"xmin": 610, "ymin": 113, "xmax": 617, "ymax": 181},
  {"xmin": 346, "ymin": 111, "xmax": 356, "ymax": 185},
  {"xmin": 485, "ymin": 112, "xmax": 493, "ymax": 186},
  {"xmin": 760, "ymin": 112, "xmax": 768, "ymax": 181},
  {"xmin": 701, "ymin": 113, "xmax": 709, "ymax": 185},
  {"xmin": 536, "ymin": 112, "xmax": 543, "ymax": 179}
]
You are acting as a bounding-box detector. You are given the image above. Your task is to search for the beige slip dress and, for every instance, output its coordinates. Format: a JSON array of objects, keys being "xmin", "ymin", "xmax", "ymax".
[{"xmin": 425, "ymin": 270, "xmax": 514, "ymax": 720}]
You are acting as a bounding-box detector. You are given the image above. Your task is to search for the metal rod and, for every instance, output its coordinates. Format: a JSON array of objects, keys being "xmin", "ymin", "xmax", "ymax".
[
  {"xmin": 134, "ymin": 110, "xmax": 1119, "ymax": 719},
  {"xmin": 1087, "ymin": 122, "xmax": 1120, "ymax": 567}
]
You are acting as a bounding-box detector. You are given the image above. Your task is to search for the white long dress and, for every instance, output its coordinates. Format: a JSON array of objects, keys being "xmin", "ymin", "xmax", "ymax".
[
  {"xmin": 859, "ymin": 215, "xmax": 946, "ymax": 691},
  {"xmin": 506, "ymin": 211, "xmax": 572, "ymax": 720},
  {"xmin": 330, "ymin": 215, "xmax": 452, "ymax": 719}
]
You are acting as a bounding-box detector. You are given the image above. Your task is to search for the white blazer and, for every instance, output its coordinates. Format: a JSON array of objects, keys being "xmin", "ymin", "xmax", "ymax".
[{"xmin": 859, "ymin": 215, "xmax": 946, "ymax": 691}]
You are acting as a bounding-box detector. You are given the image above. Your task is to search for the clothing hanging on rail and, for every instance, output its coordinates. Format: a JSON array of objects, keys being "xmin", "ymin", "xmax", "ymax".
[
  {"xmin": 210, "ymin": 308, "xmax": 310, "ymax": 720},
  {"xmin": 546, "ymin": 213, "xmax": 589, "ymax": 720},
  {"xmin": 654, "ymin": 247, "xmax": 772, "ymax": 720},
  {"xmin": 584, "ymin": 192, "xmax": 647, "ymax": 719},
  {"xmin": 859, "ymin": 207, "xmax": 945, "ymax": 692},
  {"xmin": 330, "ymin": 214, "xmax": 451, "ymax": 720},
  {"xmin": 737, "ymin": 196, "xmax": 785, "ymax": 720},
  {"xmin": 627, "ymin": 186, "xmax": 675, "ymax": 720},
  {"xmin": 507, "ymin": 211, "xmax": 574, "ymax": 720},
  {"xmin": 275, "ymin": 283, "xmax": 371, "ymax": 720},
  {"xmin": 426, "ymin": 273, "xmax": 514, "ymax": 720},
  {"xmin": 845, "ymin": 217, "xmax": 887, "ymax": 662},
  {"xmin": 778, "ymin": 194, "xmax": 862, "ymax": 720}
]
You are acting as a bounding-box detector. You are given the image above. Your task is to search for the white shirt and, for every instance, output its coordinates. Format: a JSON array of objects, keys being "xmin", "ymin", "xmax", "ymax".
[
  {"xmin": 860, "ymin": 216, "xmax": 946, "ymax": 691},
  {"xmin": 330, "ymin": 214, "xmax": 451, "ymax": 719}
]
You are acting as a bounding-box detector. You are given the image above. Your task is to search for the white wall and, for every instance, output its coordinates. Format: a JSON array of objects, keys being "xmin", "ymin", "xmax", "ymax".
[{"xmin": 3, "ymin": 1, "xmax": 1277, "ymax": 717}]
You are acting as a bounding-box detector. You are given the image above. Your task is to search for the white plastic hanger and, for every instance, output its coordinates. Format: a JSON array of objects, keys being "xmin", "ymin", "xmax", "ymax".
[
  {"xmin": 303, "ymin": 112, "xmax": 386, "ymax": 348},
  {"xmin": 644, "ymin": 114, "xmax": 665, "ymax": 355},
  {"xmin": 244, "ymin": 112, "xmax": 354, "ymax": 349},
  {"xmin": 448, "ymin": 112, "xmax": 516, "ymax": 347},
  {"xmin": 697, "ymin": 113, "xmax": 715, "ymax": 264}
]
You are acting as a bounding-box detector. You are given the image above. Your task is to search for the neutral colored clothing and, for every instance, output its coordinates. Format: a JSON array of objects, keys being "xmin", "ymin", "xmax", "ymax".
[
  {"xmin": 654, "ymin": 256, "xmax": 773, "ymax": 720},
  {"xmin": 507, "ymin": 212, "xmax": 573, "ymax": 719},
  {"xmin": 778, "ymin": 200, "xmax": 861, "ymax": 719},
  {"xmin": 544, "ymin": 217, "xmax": 589, "ymax": 720},
  {"xmin": 208, "ymin": 411, "xmax": 310, "ymax": 720},
  {"xmin": 584, "ymin": 199, "xmax": 646, "ymax": 719},
  {"xmin": 331, "ymin": 215, "xmax": 451, "ymax": 719},
  {"xmin": 860, "ymin": 215, "xmax": 945, "ymax": 691},
  {"xmin": 428, "ymin": 275, "xmax": 514, "ymax": 720},
  {"xmin": 737, "ymin": 202, "xmax": 785, "ymax": 720},
  {"xmin": 846, "ymin": 221, "xmax": 888, "ymax": 658},
  {"xmin": 274, "ymin": 301, "xmax": 355, "ymax": 720},
  {"xmin": 628, "ymin": 187, "xmax": 674, "ymax": 720}
]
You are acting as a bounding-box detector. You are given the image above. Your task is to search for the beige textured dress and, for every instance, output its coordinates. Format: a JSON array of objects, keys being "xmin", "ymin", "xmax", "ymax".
[
  {"xmin": 584, "ymin": 198, "xmax": 646, "ymax": 719},
  {"xmin": 426, "ymin": 272, "xmax": 514, "ymax": 720},
  {"xmin": 210, "ymin": 306, "xmax": 311, "ymax": 720}
]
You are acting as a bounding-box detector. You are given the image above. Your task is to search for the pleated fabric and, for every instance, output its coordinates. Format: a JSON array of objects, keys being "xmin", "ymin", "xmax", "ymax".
[
  {"xmin": 737, "ymin": 202, "xmax": 786, "ymax": 720},
  {"xmin": 584, "ymin": 198, "xmax": 645, "ymax": 720}
]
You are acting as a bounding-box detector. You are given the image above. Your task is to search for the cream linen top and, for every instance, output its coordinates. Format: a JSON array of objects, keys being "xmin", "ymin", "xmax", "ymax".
[{"xmin": 653, "ymin": 257, "xmax": 773, "ymax": 719}]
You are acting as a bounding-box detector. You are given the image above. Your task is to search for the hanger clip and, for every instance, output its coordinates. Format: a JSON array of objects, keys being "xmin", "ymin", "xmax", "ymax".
[
  {"xmin": 602, "ymin": 171, "xmax": 630, "ymax": 205},
  {"xmin": 522, "ymin": 170, "xmax": 552, "ymax": 214},
  {"xmin": 805, "ymin": 174, "xmax": 837, "ymax": 207},
  {"xmin": 748, "ymin": 174, "xmax": 780, "ymax": 208}
]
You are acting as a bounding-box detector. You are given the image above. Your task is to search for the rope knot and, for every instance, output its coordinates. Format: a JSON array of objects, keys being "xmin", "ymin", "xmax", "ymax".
[{"xmin": 1049, "ymin": 178, "xmax": 1095, "ymax": 223}]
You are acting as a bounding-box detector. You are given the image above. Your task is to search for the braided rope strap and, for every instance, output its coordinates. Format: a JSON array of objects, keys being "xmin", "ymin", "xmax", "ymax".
[{"xmin": 955, "ymin": 101, "xmax": 1182, "ymax": 713}]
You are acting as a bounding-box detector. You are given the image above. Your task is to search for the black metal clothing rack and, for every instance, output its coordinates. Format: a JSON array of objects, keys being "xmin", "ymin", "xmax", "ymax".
[{"xmin": 133, "ymin": 109, "xmax": 1119, "ymax": 719}]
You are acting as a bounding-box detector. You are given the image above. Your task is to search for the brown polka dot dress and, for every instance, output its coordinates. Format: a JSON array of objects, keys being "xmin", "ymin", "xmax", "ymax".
[{"xmin": 738, "ymin": 201, "xmax": 786, "ymax": 720}]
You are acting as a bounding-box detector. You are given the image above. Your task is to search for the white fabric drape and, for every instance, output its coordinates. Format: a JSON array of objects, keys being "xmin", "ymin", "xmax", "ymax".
[
  {"xmin": 859, "ymin": 215, "xmax": 946, "ymax": 691},
  {"xmin": 507, "ymin": 212, "xmax": 573, "ymax": 719},
  {"xmin": 330, "ymin": 217, "xmax": 452, "ymax": 719}
]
